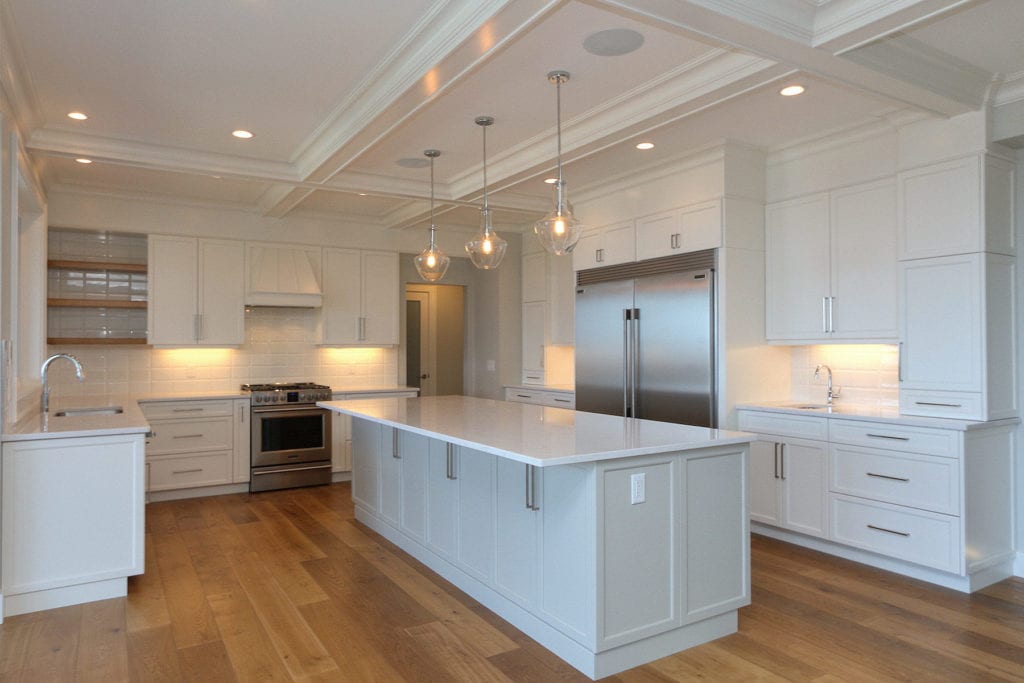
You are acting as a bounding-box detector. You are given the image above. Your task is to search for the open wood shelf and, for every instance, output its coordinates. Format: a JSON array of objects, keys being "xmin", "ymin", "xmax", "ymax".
[
  {"xmin": 47, "ymin": 337, "xmax": 149, "ymax": 345},
  {"xmin": 48, "ymin": 298, "xmax": 147, "ymax": 309},
  {"xmin": 48, "ymin": 259, "xmax": 147, "ymax": 273}
]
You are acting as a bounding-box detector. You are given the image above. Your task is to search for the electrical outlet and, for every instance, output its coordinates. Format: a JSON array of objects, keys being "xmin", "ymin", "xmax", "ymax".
[{"xmin": 630, "ymin": 472, "xmax": 645, "ymax": 505}]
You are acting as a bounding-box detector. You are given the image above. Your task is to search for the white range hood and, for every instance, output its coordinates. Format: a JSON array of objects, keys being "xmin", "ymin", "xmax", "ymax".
[{"xmin": 245, "ymin": 243, "xmax": 322, "ymax": 307}]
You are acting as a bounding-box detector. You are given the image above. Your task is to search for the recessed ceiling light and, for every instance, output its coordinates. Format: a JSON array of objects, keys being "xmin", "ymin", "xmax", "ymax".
[
  {"xmin": 780, "ymin": 85, "xmax": 805, "ymax": 97},
  {"xmin": 358, "ymin": 192, "xmax": 368, "ymax": 196},
  {"xmin": 75, "ymin": 158, "xmax": 92, "ymax": 164},
  {"xmin": 67, "ymin": 111, "xmax": 88, "ymax": 121},
  {"xmin": 544, "ymin": 177, "xmax": 558, "ymax": 184},
  {"xmin": 635, "ymin": 142, "xmax": 655, "ymax": 150},
  {"xmin": 232, "ymin": 129, "xmax": 254, "ymax": 139},
  {"xmin": 583, "ymin": 28, "xmax": 644, "ymax": 57}
]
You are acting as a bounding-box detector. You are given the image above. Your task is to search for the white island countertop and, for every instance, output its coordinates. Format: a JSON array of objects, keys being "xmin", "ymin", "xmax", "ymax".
[
  {"xmin": 320, "ymin": 395, "xmax": 753, "ymax": 467},
  {"xmin": 2, "ymin": 397, "xmax": 150, "ymax": 442}
]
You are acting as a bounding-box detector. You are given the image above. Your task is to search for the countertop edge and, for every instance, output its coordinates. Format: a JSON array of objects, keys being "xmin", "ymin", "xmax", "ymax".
[{"xmin": 735, "ymin": 403, "xmax": 1021, "ymax": 431}]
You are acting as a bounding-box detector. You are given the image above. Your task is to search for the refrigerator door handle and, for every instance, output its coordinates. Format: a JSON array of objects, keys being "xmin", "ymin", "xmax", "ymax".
[
  {"xmin": 623, "ymin": 309, "xmax": 631, "ymax": 418},
  {"xmin": 631, "ymin": 308, "xmax": 640, "ymax": 419}
]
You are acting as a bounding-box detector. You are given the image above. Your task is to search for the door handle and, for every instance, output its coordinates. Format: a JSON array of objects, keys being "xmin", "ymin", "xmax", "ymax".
[
  {"xmin": 828, "ymin": 296, "xmax": 835, "ymax": 333},
  {"xmin": 420, "ymin": 373, "xmax": 430, "ymax": 379},
  {"xmin": 779, "ymin": 443, "xmax": 786, "ymax": 480},
  {"xmin": 773, "ymin": 442, "xmax": 779, "ymax": 479},
  {"xmin": 392, "ymin": 430, "xmax": 400, "ymax": 459},
  {"xmin": 898, "ymin": 342, "xmax": 904, "ymax": 382},
  {"xmin": 631, "ymin": 308, "xmax": 640, "ymax": 419},
  {"xmin": 622, "ymin": 309, "xmax": 630, "ymax": 418},
  {"xmin": 822, "ymin": 297, "xmax": 828, "ymax": 334}
]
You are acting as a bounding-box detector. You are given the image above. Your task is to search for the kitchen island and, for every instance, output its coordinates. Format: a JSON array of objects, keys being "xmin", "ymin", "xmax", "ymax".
[{"xmin": 319, "ymin": 395, "xmax": 753, "ymax": 679}]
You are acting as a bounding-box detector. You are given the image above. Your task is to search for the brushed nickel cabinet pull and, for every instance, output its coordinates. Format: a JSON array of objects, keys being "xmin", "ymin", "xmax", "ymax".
[
  {"xmin": 915, "ymin": 401, "xmax": 962, "ymax": 408},
  {"xmin": 779, "ymin": 443, "xmax": 786, "ymax": 480},
  {"xmin": 867, "ymin": 524, "xmax": 910, "ymax": 537},
  {"xmin": 773, "ymin": 442, "xmax": 779, "ymax": 480},
  {"xmin": 898, "ymin": 341, "xmax": 904, "ymax": 382},
  {"xmin": 822, "ymin": 297, "xmax": 828, "ymax": 334},
  {"xmin": 172, "ymin": 468, "xmax": 203, "ymax": 475},
  {"xmin": 553, "ymin": 398, "xmax": 570, "ymax": 403},
  {"xmin": 173, "ymin": 433, "xmax": 204, "ymax": 439},
  {"xmin": 392, "ymin": 430, "xmax": 400, "ymax": 458},
  {"xmin": 172, "ymin": 407, "xmax": 204, "ymax": 413},
  {"xmin": 516, "ymin": 394, "xmax": 531, "ymax": 399},
  {"xmin": 866, "ymin": 433, "xmax": 910, "ymax": 441},
  {"xmin": 525, "ymin": 464, "xmax": 532, "ymax": 509},
  {"xmin": 867, "ymin": 472, "xmax": 910, "ymax": 482}
]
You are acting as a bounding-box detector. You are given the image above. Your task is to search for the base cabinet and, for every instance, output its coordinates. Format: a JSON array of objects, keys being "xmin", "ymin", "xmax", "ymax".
[
  {"xmin": 2, "ymin": 433, "xmax": 145, "ymax": 616},
  {"xmin": 331, "ymin": 389, "xmax": 419, "ymax": 474},
  {"xmin": 348, "ymin": 416, "xmax": 749, "ymax": 679}
]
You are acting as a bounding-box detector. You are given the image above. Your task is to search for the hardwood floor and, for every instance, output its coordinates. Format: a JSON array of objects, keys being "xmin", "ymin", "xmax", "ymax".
[{"xmin": 2, "ymin": 482, "xmax": 1022, "ymax": 682}]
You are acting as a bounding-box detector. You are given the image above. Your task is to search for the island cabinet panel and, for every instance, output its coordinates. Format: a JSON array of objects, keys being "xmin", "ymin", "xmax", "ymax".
[
  {"xmin": 350, "ymin": 418, "xmax": 380, "ymax": 512},
  {"xmin": 426, "ymin": 441, "xmax": 458, "ymax": 561},
  {"xmin": 683, "ymin": 450, "xmax": 749, "ymax": 622},
  {"xmin": 495, "ymin": 458, "xmax": 541, "ymax": 609},
  {"xmin": 379, "ymin": 425, "xmax": 401, "ymax": 527},
  {"xmin": 456, "ymin": 448, "xmax": 495, "ymax": 583},
  {"xmin": 399, "ymin": 431, "xmax": 429, "ymax": 543}
]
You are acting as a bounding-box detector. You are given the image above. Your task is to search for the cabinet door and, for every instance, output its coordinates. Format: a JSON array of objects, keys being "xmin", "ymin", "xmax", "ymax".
[
  {"xmin": 379, "ymin": 426, "xmax": 402, "ymax": 527},
  {"xmin": 779, "ymin": 438, "xmax": 828, "ymax": 538},
  {"xmin": 603, "ymin": 220, "xmax": 637, "ymax": 266},
  {"xmin": 426, "ymin": 441, "xmax": 458, "ymax": 561},
  {"xmin": 351, "ymin": 419, "xmax": 380, "ymax": 513},
  {"xmin": 495, "ymin": 458, "xmax": 540, "ymax": 607},
  {"xmin": 399, "ymin": 432, "xmax": 428, "ymax": 543},
  {"xmin": 321, "ymin": 248, "xmax": 362, "ymax": 344},
  {"xmin": 457, "ymin": 448, "xmax": 494, "ymax": 582},
  {"xmin": 521, "ymin": 252, "xmax": 547, "ymax": 303},
  {"xmin": 548, "ymin": 254, "xmax": 575, "ymax": 345},
  {"xmin": 331, "ymin": 412, "xmax": 352, "ymax": 473},
  {"xmin": 830, "ymin": 181, "xmax": 897, "ymax": 340},
  {"xmin": 522, "ymin": 301, "xmax": 546, "ymax": 379},
  {"xmin": 900, "ymin": 255, "xmax": 982, "ymax": 391},
  {"xmin": 573, "ymin": 229, "xmax": 602, "ymax": 271},
  {"xmin": 748, "ymin": 439, "xmax": 781, "ymax": 526},
  {"xmin": 148, "ymin": 235, "xmax": 198, "ymax": 345},
  {"xmin": 362, "ymin": 251, "xmax": 399, "ymax": 344},
  {"xmin": 765, "ymin": 194, "xmax": 830, "ymax": 341},
  {"xmin": 679, "ymin": 200, "xmax": 721, "ymax": 253},
  {"xmin": 898, "ymin": 156, "xmax": 981, "ymax": 260},
  {"xmin": 635, "ymin": 210, "xmax": 678, "ymax": 261},
  {"xmin": 198, "ymin": 239, "xmax": 245, "ymax": 345}
]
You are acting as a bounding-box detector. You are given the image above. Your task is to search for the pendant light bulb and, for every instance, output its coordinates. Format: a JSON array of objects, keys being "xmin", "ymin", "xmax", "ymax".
[
  {"xmin": 414, "ymin": 149, "xmax": 450, "ymax": 282},
  {"xmin": 533, "ymin": 70, "xmax": 583, "ymax": 256},
  {"xmin": 465, "ymin": 116, "xmax": 507, "ymax": 270}
]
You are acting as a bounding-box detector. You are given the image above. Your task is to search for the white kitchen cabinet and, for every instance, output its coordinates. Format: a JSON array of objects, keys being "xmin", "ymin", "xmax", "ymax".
[
  {"xmin": 494, "ymin": 457, "xmax": 542, "ymax": 608},
  {"xmin": 2, "ymin": 433, "xmax": 145, "ymax": 616},
  {"xmin": 898, "ymin": 252, "xmax": 1016, "ymax": 420},
  {"xmin": 331, "ymin": 389, "xmax": 418, "ymax": 474},
  {"xmin": 520, "ymin": 248, "xmax": 575, "ymax": 383},
  {"xmin": 399, "ymin": 431, "xmax": 429, "ymax": 543},
  {"xmin": 504, "ymin": 385, "xmax": 575, "ymax": 409},
  {"xmin": 426, "ymin": 441, "xmax": 459, "ymax": 562},
  {"xmin": 148, "ymin": 235, "xmax": 245, "ymax": 346},
  {"xmin": 573, "ymin": 220, "xmax": 636, "ymax": 271},
  {"xmin": 379, "ymin": 425, "xmax": 401, "ymax": 527},
  {"xmin": 456, "ymin": 447, "xmax": 495, "ymax": 583},
  {"xmin": 522, "ymin": 301, "xmax": 546, "ymax": 384},
  {"xmin": 766, "ymin": 180, "xmax": 897, "ymax": 342},
  {"xmin": 898, "ymin": 154, "xmax": 1015, "ymax": 260},
  {"xmin": 321, "ymin": 248, "xmax": 399, "ymax": 345},
  {"xmin": 522, "ymin": 252, "xmax": 547, "ymax": 303},
  {"xmin": 140, "ymin": 398, "xmax": 247, "ymax": 495},
  {"xmin": 635, "ymin": 200, "xmax": 721, "ymax": 261},
  {"xmin": 351, "ymin": 418, "xmax": 380, "ymax": 513}
]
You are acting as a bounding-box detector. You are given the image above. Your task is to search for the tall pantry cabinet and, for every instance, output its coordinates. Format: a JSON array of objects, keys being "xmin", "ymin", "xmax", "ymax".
[{"xmin": 896, "ymin": 152, "xmax": 1016, "ymax": 421}]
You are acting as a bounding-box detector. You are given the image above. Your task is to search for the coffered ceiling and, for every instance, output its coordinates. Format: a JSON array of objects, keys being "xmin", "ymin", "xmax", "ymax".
[{"xmin": 6, "ymin": 0, "xmax": 1023, "ymax": 234}]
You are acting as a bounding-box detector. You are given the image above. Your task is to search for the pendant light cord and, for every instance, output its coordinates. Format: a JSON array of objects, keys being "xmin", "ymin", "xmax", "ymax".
[
  {"xmin": 429, "ymin": 155, "xmax": 437, "ymax": 249},
  {"xmin": 481, "ymin": 123, "xmax": 489, "ymax": 215}
]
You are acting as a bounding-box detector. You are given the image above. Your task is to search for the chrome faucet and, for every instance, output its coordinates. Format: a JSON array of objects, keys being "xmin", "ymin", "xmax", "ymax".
[
  {"xmin": 814, "ymin": 364, "xmax": 840, "ymax": 405},
  {"xmin": 41, "ymin": 353, "xmax": 85, "ymax": 413}
]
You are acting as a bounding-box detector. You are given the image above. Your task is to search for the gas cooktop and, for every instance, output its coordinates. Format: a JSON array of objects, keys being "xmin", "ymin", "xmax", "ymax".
[{"xmin": 241, "ymin": 382, "xmax": 332, "ymax": 405}]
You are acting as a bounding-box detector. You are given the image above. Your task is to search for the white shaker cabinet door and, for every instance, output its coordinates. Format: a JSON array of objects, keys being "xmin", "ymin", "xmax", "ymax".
[
  {"xmin": 457, "ymin": 448, "xmax": 495, "ymax": 583},
  {"xmin": 426, "ymin": 440, "xmax": 458, "ymax": 562},
  {"xmin": 765, "ymin": 194, "xmax": 830, "ymax": 341},
  {"xmin": 494, "ymin": 457, "xmax": 541, "ymax": 608},
  {"xmin": 778, "ymin": 438, "xmax": 828, "ymax": 539},
  {"xmin": 399, "ymin": 431, "xmax": 429, "ymax": 543},
  {"xmin": 361, "ymin": 250, "xmax": 399, "ymax": 345},
  {"xmin": 148, "ymin": 235, "xmax": 199, "ymax": 346},
  {"xmin": 522, "ymin": 301, "xmax": 546, "ymax": 383},
  {"xmin": 351, "ymin": 419, "xmax": 380, "ymax": 513},
  {"xmin": 197, "ymin": 238, "xmax": 245, "ymax": 345},
  {"xmin": 379, "ymin": 426, "xmax": 402, "ymax": 527},
  {"xmin": 321, "ymin": 248, "xmax": 362, "ymax": 344},
  {"xmin": 829, "ymin": 180, "xmax": 897, "ymax": 340},
  {"xmin": 748, "ymin": 439, "xmax": 781, "ymax": 527}
]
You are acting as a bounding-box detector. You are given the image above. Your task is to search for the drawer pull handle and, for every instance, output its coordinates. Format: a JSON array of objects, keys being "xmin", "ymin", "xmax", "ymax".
[
  {"xmin": 865, "ymin": 433, "xmax": 910, "ymax": 441},
  {"xmin": 172, "ymin": 468, "xmax": 203, "ymax": 475},
  {"xmin": 867, "ymin": 524, "xmax": 910, "ymax": 537},
  {"xmin": 172, "ymin": 408, "xmax": 205, "ymax": 413},
  {"xmin": 915, "ymin": 401, "xmax": 962, "ymax": 408},
  {"xmin": 866, "ymin": 472, "xmax": 910, "ymax": 483},
  {"xmin": 173, "ymin": 434, "xmax": 204, "ymax": 439},
  {"xmin": 516, "ymin": 394, "xmax": 531, "ymax": 399},
  {"xmin": 553, "ymin": 398, "xmax": 570, "ymax": 403}
]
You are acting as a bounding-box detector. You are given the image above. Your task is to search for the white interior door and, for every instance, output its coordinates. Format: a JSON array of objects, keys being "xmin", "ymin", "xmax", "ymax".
[{"xmin": 406, "ymin": 290, "xmax": 436, "ymax": 396}]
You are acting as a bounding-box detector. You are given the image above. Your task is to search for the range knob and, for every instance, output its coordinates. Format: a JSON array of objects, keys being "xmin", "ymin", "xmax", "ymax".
[{"xmin": 255, "ymin": 395, "xmax": 263, "ymax": 403}]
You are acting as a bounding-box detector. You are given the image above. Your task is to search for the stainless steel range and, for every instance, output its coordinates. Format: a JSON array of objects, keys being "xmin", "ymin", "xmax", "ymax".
[{"xmin": 242, "ymin": 382, "xmax": 333, "ymax": 492}]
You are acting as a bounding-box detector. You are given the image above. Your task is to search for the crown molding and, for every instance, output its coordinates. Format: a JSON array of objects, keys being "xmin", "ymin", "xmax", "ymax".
[
  {"xmin": 765, "ymin": 114, "xmax": 899, "ymax": 164},
  {"xmin": 684, "ymin": 0, "xmax": 815, "ymax": 44},
  {"xmin": 994, "ymin": 71, "xmax": 1024, "ymax": 107},
  {"xmin": 0, "ymin": 1, "xmax": 43, "ymax": 139},
  {"xmin": 813, "ymin": 0, "xmax": 972, "ymax": 49},
  {"xmin": 47, "ymin": 181, "xmax": 265, "ymax": 215}
]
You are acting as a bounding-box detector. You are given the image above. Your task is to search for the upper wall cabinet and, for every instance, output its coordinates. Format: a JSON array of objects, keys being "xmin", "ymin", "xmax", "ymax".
[
  {"xmin": 898, "ymin": 154, "xmax": 1015, "ymax": 260},
  {"xmin": 635, "ymin": 200, "xmax": 721, "ymax": 262},
  {"xmin": 148, "ymin": 236, "xmax": 245, "ymax": 346},
  {"xmin": 573, "ymin": 220, "xmax": 636, "ymax": 271},
  {"xmin": 766, "ymin": 179, "xmax": 897, "ymax": 343},
  {"xmin": 321, "ymin": 248, "xmax": 399, "ymax": 345}
]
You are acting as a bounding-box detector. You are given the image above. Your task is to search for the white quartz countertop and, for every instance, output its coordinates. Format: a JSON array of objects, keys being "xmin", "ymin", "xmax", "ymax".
[
  {"xmin": 332, "ymin": 386, "xmax": 419, "ymax": 395},
  {"xmin": 735, "ymin": 402, "xmax": 1020, "ymax": 431},
  {"xmin": 504, "ymin": 384, "xmax": 574, "ymax": 394},
  {"xmin": 137, "ymin": 390, "xmax": 248, "ymax": 402},
  {"xmin": 320, "ymin": 395, "xmax": 753, "ymax": 467},
  {"xmin": 2, "ymin": 397, "xmax": 150, "ymax": 442}
]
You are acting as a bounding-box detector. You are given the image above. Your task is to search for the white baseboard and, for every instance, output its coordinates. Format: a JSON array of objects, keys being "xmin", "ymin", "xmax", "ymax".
[
  {"xmin": 4, "ymin": 578, "xmax": 127, "ymax": 618},
  {"xmin": 147, "ymin": 482, "xmax": 249, "ymax": 502}
]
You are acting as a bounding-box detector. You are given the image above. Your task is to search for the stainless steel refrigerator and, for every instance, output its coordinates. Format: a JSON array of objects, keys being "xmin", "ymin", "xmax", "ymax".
[{"xmin": 575, "ymin": 263, "xmax": 716, "ymax": 427}]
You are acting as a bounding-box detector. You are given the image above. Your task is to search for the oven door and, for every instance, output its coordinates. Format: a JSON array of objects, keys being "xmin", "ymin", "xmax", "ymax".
[{"xmin": 251, "ymin": 406, "xmax": 332, "ymax": 468}]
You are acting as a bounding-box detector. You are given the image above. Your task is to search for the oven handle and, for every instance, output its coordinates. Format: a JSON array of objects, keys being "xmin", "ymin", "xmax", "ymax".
[
  {"xmin": 252, "ymin": 406, "xmax": 328, "ymax": 416},
  {"xmin": 252, "ymin": 464, "xmax": 331, "ymax": 475}
]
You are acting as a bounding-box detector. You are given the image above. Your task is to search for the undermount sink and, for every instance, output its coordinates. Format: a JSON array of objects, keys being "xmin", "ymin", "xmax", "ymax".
[{"xmin": 53, "ymin": 406, "xmax": 124, "ymax": 417}]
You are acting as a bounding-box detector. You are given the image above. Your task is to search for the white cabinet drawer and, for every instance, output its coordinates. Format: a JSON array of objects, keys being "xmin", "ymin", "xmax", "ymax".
[
  {"xmin": 505, "ymin": 388, "xmax": 575, "ymax": 409},
  {"xmin": 146, "ymin": 416, "xmax": 233, "ymax": 455},
  {"xmin": 898, "ymin": 389, "xmax": 983, "ymax": 421},
  {"xmin": 141, "ymin": 399, "xmax": 235, "ymax": 419},
  {"xmin": 828, "ymin": 420, "xmax": 958, "ymax": 458},
  {"xmin": 506, "ymin": 388, "xmax": 543, "ymax": 404},
  {"xmin": 737, "ymin": 411, "xmax": 828, "ymax": 441},
  {"xmin": 830, "ymin": 494, "xmax": 960, "ymax": 573},
  {"xmin": 829, "ymin": 444, "xmax": 959, "ymax": 515},
  {"xmin": 542, "ymin": 393, "xmax": 575, "ymax": 409},
  {"xmin": 148, "ymin": 451, "xmax": 233, "ymax": 491}
]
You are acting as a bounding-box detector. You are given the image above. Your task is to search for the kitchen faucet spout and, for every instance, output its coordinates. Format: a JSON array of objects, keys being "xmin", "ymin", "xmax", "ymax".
[
  {"xmin": 41, "ymin": 353, "xmax": 85, "ymax": 414},
  {"xmin": 814, "ymin": 364, "xmax": 840, "ymax": 405}
]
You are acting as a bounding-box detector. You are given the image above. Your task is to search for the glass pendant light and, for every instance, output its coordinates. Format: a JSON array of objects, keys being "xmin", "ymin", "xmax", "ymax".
[
  {"xmin": 414, "ymin": 149, "xmax": 450, "ymax": 282},
  {"xmin": 533, "ymin": 70, "xmax": 583, "ymax": 256},
  {"xmin": 465, "ymin": 116, "xmax": 507, "ymax": 270}
]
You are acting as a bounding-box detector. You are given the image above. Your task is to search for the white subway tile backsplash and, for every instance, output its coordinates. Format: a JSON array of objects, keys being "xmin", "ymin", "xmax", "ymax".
[{"xmin": 789, "ymin": 344, "xmax": 899, "ymax": 407}]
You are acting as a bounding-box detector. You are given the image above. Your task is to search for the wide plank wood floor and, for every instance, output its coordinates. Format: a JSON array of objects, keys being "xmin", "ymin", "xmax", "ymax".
[{"xmin": 2, "ymin": 482, "xmax": 1022, "ymax": 682}]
